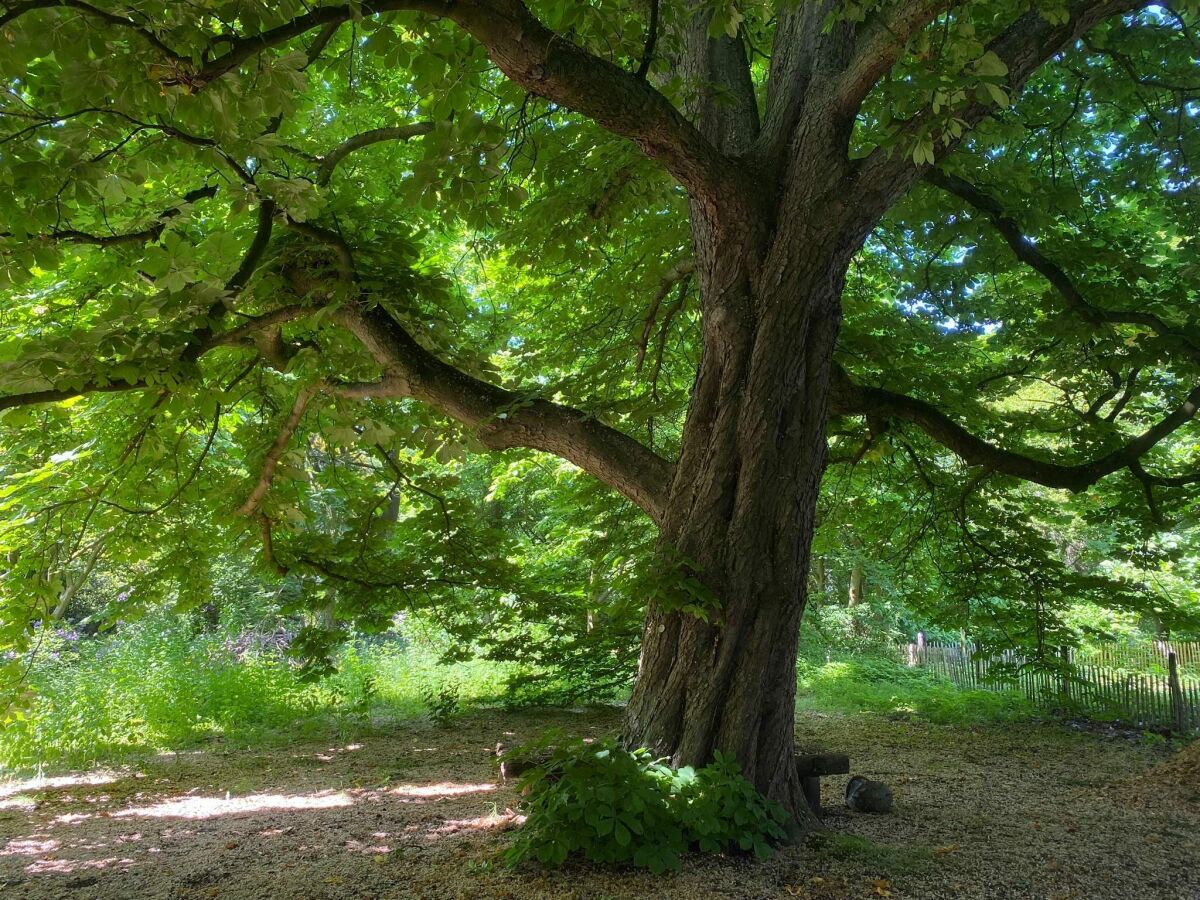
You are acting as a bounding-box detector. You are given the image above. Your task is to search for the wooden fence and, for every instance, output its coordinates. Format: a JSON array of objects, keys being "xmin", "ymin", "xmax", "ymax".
[{"xmin": 906, "ymin": 637, "xmax": 1200, "ymax": 733}]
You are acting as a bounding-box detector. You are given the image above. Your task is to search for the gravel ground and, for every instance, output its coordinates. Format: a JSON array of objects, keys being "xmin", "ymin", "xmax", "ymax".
[{"xmin": 1, "ymin": 707, "xmax": 1196, "ymax": 899}]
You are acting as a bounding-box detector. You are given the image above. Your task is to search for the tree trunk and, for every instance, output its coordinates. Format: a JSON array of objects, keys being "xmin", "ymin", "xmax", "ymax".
[
  {"xmin": 618, "ymin": 4, "xmax": 866, "ymax": 835},
  {"xmin": 51, "ymin": 537, "xmax": 107, "ymax": 621},
  {"xmin": 622, "ymin": 222, "xmax": 849, "ymax": 832},
  {"xmin": 848, "ymin": 564, "xmax": 864, "ymax": 608}
]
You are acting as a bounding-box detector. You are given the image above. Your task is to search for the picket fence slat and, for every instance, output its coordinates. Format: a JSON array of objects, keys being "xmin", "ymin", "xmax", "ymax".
[{"xmin": 904, "ymin": 639, "xmax": 1200, "ymax": 732}]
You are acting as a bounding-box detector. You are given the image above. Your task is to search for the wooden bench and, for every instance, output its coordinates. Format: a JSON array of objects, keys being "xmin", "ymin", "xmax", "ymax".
[{"xmin": 795, "ymin": 752, "xmax": 850, "ymax": 814}]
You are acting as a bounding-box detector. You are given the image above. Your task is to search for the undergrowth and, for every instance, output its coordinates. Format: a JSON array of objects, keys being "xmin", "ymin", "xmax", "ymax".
[
  {"xmin": 0, "ymin": 615, "xmax": 513, "ymax": 771},
  {"xmin": 1, "ymin": 616, "xmax": 1045, "ymax": 773},
  {"xmin": 506, "ymin": 736, "xmax": 787, "ymax": 872},
  {"xmin": 796, "ymin": 653, "xmax": 1034, "ymax": 725}
]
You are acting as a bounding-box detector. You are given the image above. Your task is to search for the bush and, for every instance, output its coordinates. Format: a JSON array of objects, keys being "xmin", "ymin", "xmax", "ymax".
[
  {"xmin": 673, "ymin": 752, "xmax": 789, "ymax": 856},
  {"xmin": 420, "ymin": 678, "xmax": 461, "ymax": 727},
  {"xmin": 505, "ymin": 737, "xmax": 787, "ymax": 873}
]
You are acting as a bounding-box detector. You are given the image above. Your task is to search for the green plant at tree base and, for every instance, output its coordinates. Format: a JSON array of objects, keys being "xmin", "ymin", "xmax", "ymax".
[{"xmin": 505, "ymin": 737, "xmax": 787, "ymax": 873}]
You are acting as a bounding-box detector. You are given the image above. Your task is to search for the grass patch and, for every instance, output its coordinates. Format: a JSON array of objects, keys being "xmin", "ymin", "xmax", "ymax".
[
  {"xmin": 796, "ymin": 654, "xmax": 1034, "ymax": 725},
  {"xmin": 807, "ymin": 832, "xmax": 935, "ymax": 877}
]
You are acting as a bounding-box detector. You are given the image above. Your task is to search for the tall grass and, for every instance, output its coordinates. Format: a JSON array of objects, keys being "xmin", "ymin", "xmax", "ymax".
[
  {"xmin": 796, "ymin": 652, "xmax": 1034, "ymax": 725},
  {"xmin": 2, "ymin": 619, "xmax": 1044, "ymax": 774},
  {"xmin": 0, "ymin": 615, "xmax": 515, "ymax": 772}
]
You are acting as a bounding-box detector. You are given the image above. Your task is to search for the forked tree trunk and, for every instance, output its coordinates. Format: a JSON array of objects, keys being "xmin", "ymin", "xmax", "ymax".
[
  {"xmin": 622, "ymin": 219, "xmax": 852, "ymax": 831},
  {"xmin": 620, "ymin": 4, "xmax": 874, "ymax": 835}
]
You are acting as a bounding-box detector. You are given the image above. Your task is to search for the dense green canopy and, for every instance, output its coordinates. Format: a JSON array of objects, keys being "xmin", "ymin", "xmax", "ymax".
[{"xmin": 1, "ymin": 0, "xmax": 1198, "ymax": 709}]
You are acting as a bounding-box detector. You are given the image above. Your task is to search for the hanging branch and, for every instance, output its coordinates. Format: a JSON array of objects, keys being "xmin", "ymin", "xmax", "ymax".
[{"xmin": 636, "ymin": 0, "xmax": 660, "ymax": 79}]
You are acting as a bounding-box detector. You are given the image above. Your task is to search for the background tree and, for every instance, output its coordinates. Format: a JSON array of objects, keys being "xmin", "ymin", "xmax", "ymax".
[{"xmin": 1, "ymin": 0, "xmax": 1198, "ymax": 829}]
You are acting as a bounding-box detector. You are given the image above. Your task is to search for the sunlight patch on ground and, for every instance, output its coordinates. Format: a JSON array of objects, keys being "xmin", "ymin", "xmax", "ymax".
[
  {"xmin": 1, "ymin": 838, "xmax": 60, "ymax": 856},
  {"xmin": 311, "ymin": 743, "xmax": 366, "ymax": 762},
  {"xmin": 25, "ymin": 856, "xmax": 134, "ymax": 876},
  {"xmin": 425, "ymin": 811, "xmax": 524, "ymax": 841},
  {"xmin": 345, "ymin": 838, "xmax": 391, "ymax": 854},
  {"xmin": 0, "ymin": 772, "xmax": 121, "ymax": 800},
  {"xmin": 389, "ymin": 782, "xmax": 496, "ymax": 799},
  {"xmin": 51, "ymin": 813, "xmax": 92, "ymax": 825},
  {"xmin": 112, "ymin": 790, "xmax": 355, "ymax": 819}
]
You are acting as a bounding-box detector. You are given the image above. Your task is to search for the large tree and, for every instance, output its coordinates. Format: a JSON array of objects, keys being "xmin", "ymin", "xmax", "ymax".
[{"xmin": 1, "ymin": 0, "xmax": 1198, "ymax": 829}]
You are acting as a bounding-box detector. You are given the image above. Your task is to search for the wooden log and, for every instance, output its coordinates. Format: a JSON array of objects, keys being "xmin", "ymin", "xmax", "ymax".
[{"xmin": 795, "ymin": 752, "xmax": 850, "ymax": 777}]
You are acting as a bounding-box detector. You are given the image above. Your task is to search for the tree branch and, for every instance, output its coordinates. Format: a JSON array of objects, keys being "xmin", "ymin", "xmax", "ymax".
[
  {"xmin": 237, "ymin": 381, "xmax": 324, "ymax": 517},
  {"xmin": 0, "ymin": 185, "xmax": 218, "ymax": 246},
  {"xmin": 636, "ymin": 259, "xmax": 694, "ymax": 372},
  {"xmin": 335, "ymin": 304, "xmax": 674, "ymax": 523},
  {"xmin": 835, "ymin": 0, "xmax": 957, "ymax": 116},
  {"xmin": 848, "ymin": 0, "xmax": 1151, "ymax": 235},
  {"xmin": 0, "ymin": 378, "xmax": 148, "ymax": 412},
  {"xmin": 830, "ymin": 364, "xmax": 1200, "ymax": 492},
  {"xmin": 225, "ymin": 198, "xmax": 277, "ymax": 295},
  {"xmin": 636, "ymin": 0, "xmax": 659, "ymax": 79},
  {"xmin": 0, "ymin": 299, "xmax": 316, "ymax": 414},
  {"xmin": 162, "ymin": 1, "xmax": 740, "ymax": 209},
  {"xmin": 925, "ymin": 168, "xmax": 1200, "ymax": 364},
  {"xmin": 204, "ymin": 306, "xmax": 317, "ymax": 351},
  {"xmin": 316, "ymin": 122, "xmax": 434, "ymax": 185},
  {"xmin": 0, "ymin": 1, "xmax": 190, "ymax": 64}
]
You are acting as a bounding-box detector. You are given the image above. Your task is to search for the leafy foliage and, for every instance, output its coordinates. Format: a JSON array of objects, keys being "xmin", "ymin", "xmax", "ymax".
[
  {"xmin": 795, "ymin": 651, "xmax": 1034, "ymax": 725},
  {"xmin": 0, "ymin": 611, "xmax": 509, "ymax": 770},
  {"xmin": 505, "ymin": 737, "xmax": 787, "ymax": 872},
  {"xmin": 420, "ymin": 677, "xmax": 461, "ymax": 727}
]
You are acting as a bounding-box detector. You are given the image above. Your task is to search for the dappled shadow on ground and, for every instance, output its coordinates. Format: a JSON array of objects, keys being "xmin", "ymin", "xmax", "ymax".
[{"xmin": 1, "ymin": 706, "xmax": 1198, "ymax": 899}]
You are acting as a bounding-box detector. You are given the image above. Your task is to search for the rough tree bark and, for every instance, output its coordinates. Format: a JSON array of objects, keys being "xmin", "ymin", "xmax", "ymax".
[{"xmin": 622, "ymin": 250, "xmax": 844, "ymax": 830}]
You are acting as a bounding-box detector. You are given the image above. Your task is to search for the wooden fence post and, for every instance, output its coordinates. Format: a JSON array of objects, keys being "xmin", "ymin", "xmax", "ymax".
[
  {"xmin": 917, "ymin": 631, "xmax": 926, "ymax": 665},
  {"xmin": 1059, "ymin": 646, "xmax": 1071, "ymax": 705},
  {"xmin": 1168, "ymin": 651, "xmax": 1186, "ymax": 734}
]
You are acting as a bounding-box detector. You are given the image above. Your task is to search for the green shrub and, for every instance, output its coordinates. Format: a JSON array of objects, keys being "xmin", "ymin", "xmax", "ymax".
[
  {"xmin": 505, "ymin": 737, "xmax": 787, "ymax": 873},
  {"xmin": 420, "ymin": 678, "xmax": 461, "ymax": 727}
]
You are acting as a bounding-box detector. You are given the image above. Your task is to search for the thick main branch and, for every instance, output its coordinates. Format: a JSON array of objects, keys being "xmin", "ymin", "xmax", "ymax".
[
  {"xmin": 337, "ymin": 305, "xmax": 673, "ymax": 522},
  {"xmin": 831, "ymin": 365, "xmax": 1200, "ymax": 492}
]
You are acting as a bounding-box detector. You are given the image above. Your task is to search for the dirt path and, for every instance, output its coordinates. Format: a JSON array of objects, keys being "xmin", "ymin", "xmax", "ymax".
[{"xmin": 1, "ymin": 708, "xmax": 1196, "ymax": 899}]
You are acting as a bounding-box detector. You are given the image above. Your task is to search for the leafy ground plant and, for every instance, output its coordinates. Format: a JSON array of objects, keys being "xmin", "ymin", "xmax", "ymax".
[
  {"xmin": 0, "ymin": 618, "xmax": 506, "ymax": 771},
  {"xmin": 505, "ymin": 737, "xmax": 787, "ymax": 873},
  {"xmin": 420, "ymin": 679, "xmax": 462, "ymax": 727}
]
